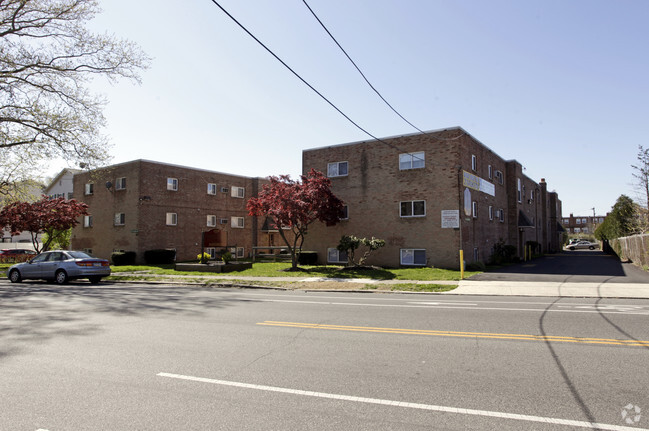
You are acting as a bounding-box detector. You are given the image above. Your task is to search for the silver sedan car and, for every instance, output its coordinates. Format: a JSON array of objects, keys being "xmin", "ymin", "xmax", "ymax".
[
  {"xmin": 566, "ymin": 240, "xmax": 600, "ymax": 251},
  {"xmin": 7, "ymin": 250, "xmax": 111, "ymax": 284}
]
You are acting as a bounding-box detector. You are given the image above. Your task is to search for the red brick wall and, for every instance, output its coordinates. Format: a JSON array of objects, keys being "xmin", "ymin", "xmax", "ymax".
[{"xmin": 71, "ymin": 160, "xmax": 266, "ymax": 263}]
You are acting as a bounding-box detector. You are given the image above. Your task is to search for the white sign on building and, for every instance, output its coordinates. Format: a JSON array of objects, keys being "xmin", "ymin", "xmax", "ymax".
[{"xmin": 441, "ymin": 210, "xmax": 460, "ymax": 228}]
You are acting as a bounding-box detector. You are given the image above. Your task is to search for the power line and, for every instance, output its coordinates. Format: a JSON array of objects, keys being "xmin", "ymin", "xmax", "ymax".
[
  {"xmin": 207, "ymin": 1, "xmax": 463, "ymax": 160},
  {"xmin": 301, "ymin": 0, "xmax": 425, "ymax": 134}
]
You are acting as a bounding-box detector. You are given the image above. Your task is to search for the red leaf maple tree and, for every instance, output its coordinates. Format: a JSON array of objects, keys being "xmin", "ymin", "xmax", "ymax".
[
  {"xmin": 0, "ymin": 196, "xmax": 89, "ymax": 253},
  {"xmin": 247, "ymin": 169, "xmax": 344, "ymax": 270}
]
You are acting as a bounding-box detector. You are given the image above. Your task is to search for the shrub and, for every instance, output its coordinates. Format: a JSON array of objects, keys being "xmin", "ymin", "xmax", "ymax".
[
  {"xmin": 465, "ymin": 261, "xmax": 486, "ymax": 271},
  {"xmin": 144, "ymin": 249, "xmax": 176, "ymax": 264},
  {"xmin": 489, "ymin": 239, "xmax": 518, "ymax": 265},
  {"xmin": 112, "ymin": 251, "xmax": 136, "ymax": 266},
  {"xmin": 221, "ymin": 251, "xmax": 232, "ymax": 264},
  {"xmin": 297, "ymin": 251, "xmax": 318, "ymax": 265},
  {"xmin": 197, "ymin": 252, "xmax": 210, "ymax": 264}
]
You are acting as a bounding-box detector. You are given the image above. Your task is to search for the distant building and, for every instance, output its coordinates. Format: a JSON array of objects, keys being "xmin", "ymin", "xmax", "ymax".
[
  {"xmin": 44, "ymin": 168, "xmax": 81, "ymax": 200},
  {"xmin": 70, "ymin": 160, "xmax": 272, "ymax": 263},
  {"xmin": 301, "ymin": 127, "xmax": 563, "ymax": 268},
  {"xmin": 561, "ymin": 214, "xmax": 606, "ymax": 236}
]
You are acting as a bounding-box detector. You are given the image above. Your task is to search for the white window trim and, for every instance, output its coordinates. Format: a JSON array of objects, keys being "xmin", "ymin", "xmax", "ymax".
[
  {"xmin": 207, "ymin": 183, "xmax": 217, "ymax": 195},
  {"xmin": 399, "ymin": 152, "xmax": 425, "ymax": 170},
  {"xmin": 488, "ymin": 165, "xmax": 493, "ymax": 179},
  {"xmin": 471, "ymin": 155, "xmax": 477, "ymax": 171},
  {"xmin": 400, "ymin": 249, "xmax": 426, "ymax": 266},
  {"xmin": 114, "ymin": 213, "xmax": 125, "ymax": 226},
  {"xmin": 472, "ymin": 201, "xmax": 478, "ymax": 218},
  {"xmin": 236, "ymin": 247, "xmax": 245, "ymax": 258},
  {"xmin": 207, "ymin": 215, "xmax": 217, "ymax": 227},
  {"xmin": 400, "ymin": 200, "xmax": 426, "ymax": 218},
  {"xmin": 340, "ymin": 205, "xmax": 349, "ymax": 220},
  {"xmin": 231, "ymin": 186, "xmax": 245, "ymax": 198},
  {"xmin": 167, "ymin": 178, "xmax": 178, "ymax": 191},
  {"xmin": 499, "ymin": 208, "xmax": 505, "ymax": 223},
  {"xmin": 327, "ymin": 161, "xmax": 348, "ymax": 178},
  {"xmin": 205, "ymin": 247, "xmax": 216, "ymax": 259},
  {"xmin": 231, "ymin": 216, "xmax": 245, "ymax": 228},
  {"xmin": 115, "ymin": 177, "xmax": 126, "ymax": 190},
  {"xmin": 517, "ymin": 178, "xmax": 522, "ymax": 203},
  {"xmin": 488, "ymin": 206, "xmax": 494, "ymax": 221},
  {"xmin": 85, "ymin": 183, "xmax": 94, "ymax": 195},
  {"xmin": 166, "ymin": 212, "xmax": 177, "ymax": 226},
  {"xmin": 327, "ymin": 248, "xmax": 347, "ymax": 264},
  {"xmin": 83, "ymin": 215, "xmax": 93, "ymax": 228}
]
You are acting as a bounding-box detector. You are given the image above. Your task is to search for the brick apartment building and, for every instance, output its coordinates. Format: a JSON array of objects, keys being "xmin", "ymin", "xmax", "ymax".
[
  {"xmin": 301, "ymin": 127, "xmax": 563, "ymax": 268},
  {"xmin": 561, "ymin": 214, "xmax": 606, "ymax": 236},
  {"xmin": 70, "ymin": 160, "xmax": 272, "ymax": 263}
]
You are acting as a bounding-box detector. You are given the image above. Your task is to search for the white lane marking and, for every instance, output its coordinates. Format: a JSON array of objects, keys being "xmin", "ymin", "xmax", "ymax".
[
  {"xmin": 247, "ymin": 298, "xmax": 649, "ymax": 315},
  {"xmin": 410, "ymin": 302, "xmax": 478, "ymax": 306},
  {"xmin": 237, "ymin": 291, "xmax": 649, "ymax": 308},
  {"xmin": 157, "ymin": 372, "xmax": 646, "ymax": 430}
]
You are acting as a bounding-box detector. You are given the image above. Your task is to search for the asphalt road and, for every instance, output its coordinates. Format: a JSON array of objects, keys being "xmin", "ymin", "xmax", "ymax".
[
  {"xmin": 1, "ymin": 282, "xmax": 648, "ymax": 430},
  {"xmin": 469, "ymin": 250, "xmax": 649, "ymax": 283}
]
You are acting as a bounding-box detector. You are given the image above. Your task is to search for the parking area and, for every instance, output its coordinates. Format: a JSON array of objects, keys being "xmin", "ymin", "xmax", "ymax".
[{"xmin": 469, "ymin": 250, "xmax": 649, "ymax": 284}]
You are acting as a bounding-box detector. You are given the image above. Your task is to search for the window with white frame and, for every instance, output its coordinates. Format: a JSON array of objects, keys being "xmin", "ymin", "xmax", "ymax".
[
  {"xmin": 166, "ymin": 212, "xmax": 177, "ymax": 226},
  {"xmin": 340, "ymin": 205, "xmax": 349, "ymax": 220},
  {"xmin": 582, "ymin": 218, "xmax": 587, "ymax": 224},
  {"xmin": 236, "ymin": 247, "xmax": 245, "ymax": 258},
  {"xmin": 207, "ymin": 215, "xmax": 217, "ymax": 227},
  {"xmin": 471, "ymin": 155, "xmax": 477, "ymax": 171},
  {"xmin": 83, "ymin": 215, "xmax": 93, "ymax": 227},
  {"xmin": 114, "ymin": 213, "xmax": 125, "ymax": 226},
  {"xmin": 327, "ymin": 248, "xmax": 348, "ymax": 263},
  {"xmin": 517, "ymin": 178, "xmax": 522, "ymax": 202},
  {"xmin": 207, "ymin": 183, "xmax": 217, "ymax": 195},
  {"xmin": 167, "ymin": 178, "xmax": 178, "ymax": 191},
  {"xmin": 327, "ymin": 161, "xmax": 348, "ymax": 177},
  {"xmin": 495, "ymin": 170, "xmax": 504, "ymax": 185},
  {"xmin": 84, "ymin": 183, "xmax": 94, "ymax": 195},
  {"xmin": 205, "ymin": 247, "xmax": 216, "ymax": 259},
  {"xmin": 401, "ymin": 249, "xmax": 426, "ymax": 266},
  {"xmin": 499, "ymin": 208, "xmax": 505, "ymax": 222},
  {"xmin": 489, "ymin": 206, "xmax": 494, "ymax": 221},
  {"xmin": 231, "ymin": 186, "xmax": 245, "ymax": 198},
  {"xmin": 472, "ymin": 201, "xmax": 478, "ymax": 218},
  {"xmin": 231, "ymin": 216, "xmax": 244, "ymax": 228},
  {"xmin": 399, "ymin": 152, "xmax": 425, "ymax": 170},
  {"xmin": 576, "ymin": 218, "xmax": 581, "ymax": 224},
  {"xmin": 488, "ymin": 165, "xmax": 493, "ymax": 179},
  {"xmin": 115, "ymin": 177, "xmax": 126, "ymax": 190},
  {"xmin": 574, "ymin": 227, "xmax": 581, "ymax": 233},
  {"xmin": 400, "ymin": 200, "xmax": 426, "ymax": 217},
  {"xmin": 583, "ymin": 228, "xmax": 589, "ymax": 233}
]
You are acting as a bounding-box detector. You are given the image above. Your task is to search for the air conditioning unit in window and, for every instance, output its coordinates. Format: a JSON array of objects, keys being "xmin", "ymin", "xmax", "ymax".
[
  {"xmin": 220, "ymin": 187, "xmax": 229, "ymax": 193},
  {"xmin": 219, "ymin": 218, "xmax": 228, "ymax": 224}
]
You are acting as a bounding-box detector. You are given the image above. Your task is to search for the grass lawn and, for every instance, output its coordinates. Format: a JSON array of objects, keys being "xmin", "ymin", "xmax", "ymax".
[{"xmin": 109, "ymin": 261, "xmax": 480, "ymax": 281}]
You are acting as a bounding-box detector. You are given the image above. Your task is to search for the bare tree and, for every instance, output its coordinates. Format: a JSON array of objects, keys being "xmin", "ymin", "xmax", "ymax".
[
  {"xmin": 0, "ymin": 0, "xmax": 149, "ymax": 197},
  {"xmin": 632, "ymin": 145, "xmax": 649, "ymax": 232}
]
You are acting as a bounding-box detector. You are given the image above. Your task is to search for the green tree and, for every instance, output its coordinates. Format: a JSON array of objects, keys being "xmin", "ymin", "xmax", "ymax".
[
  {"xmin": 595, "ymin": 195, "xmax": 640, "ymax": 240},
  {"xmin": 0, "ymin": 0, "xmax": 150, "ymax": 198},
  {"xmin": 337, "ymin": 235, "xmax": 386, "ymax": 266}
]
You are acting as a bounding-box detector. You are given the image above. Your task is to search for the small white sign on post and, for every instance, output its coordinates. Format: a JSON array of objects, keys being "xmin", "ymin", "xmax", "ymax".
[{"xmin": 441, "ymin": 210, "xmax": 460, "ymax": 228}]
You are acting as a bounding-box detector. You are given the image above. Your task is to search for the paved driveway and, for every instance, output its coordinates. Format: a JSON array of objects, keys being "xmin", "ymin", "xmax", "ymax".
[{"xmin": 469, "ymin": 250, "xmax": 649, "ymax": 283}]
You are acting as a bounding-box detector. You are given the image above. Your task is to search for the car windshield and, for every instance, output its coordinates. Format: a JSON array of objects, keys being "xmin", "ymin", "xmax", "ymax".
[{"xmin": 68, "ymin": 251, "xmax": 93, "ymax": 259}]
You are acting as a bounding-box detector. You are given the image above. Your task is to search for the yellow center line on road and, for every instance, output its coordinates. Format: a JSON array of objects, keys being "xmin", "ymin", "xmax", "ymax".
[{"xmin": 256, "ymin": 321, "xmax": 649, "ymax": 347}]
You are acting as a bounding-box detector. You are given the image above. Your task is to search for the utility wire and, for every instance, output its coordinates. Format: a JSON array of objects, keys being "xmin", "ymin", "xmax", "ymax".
[
  {"xmin": 301, "ymin": 0, "xmax": 425, "ymax": 134},
  {"xmin": 207, "ymin": 0, "xmax": 462, "ymax": 160}
]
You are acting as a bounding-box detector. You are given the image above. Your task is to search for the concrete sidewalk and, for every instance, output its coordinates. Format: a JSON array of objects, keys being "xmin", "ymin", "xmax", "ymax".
[
  {"xmin": 453, "ymin": 280, "xmax": 649, "ymax": 299},
  {"xmin": 112, "ymin": 272, "xmax": 649, "ymax": 298}
]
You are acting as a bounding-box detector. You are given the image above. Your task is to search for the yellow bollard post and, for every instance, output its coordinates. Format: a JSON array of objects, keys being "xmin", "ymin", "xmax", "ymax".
[{"xmin": 460, "ymin": 250, "xmax": 464, "ymax": 279}]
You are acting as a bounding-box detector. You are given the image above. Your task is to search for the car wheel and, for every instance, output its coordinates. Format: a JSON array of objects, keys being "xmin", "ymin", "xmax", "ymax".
[
  {"xmin": 589, "ymin": 246, "xmax": 595, "ymax": 250},
  {"xmin": 569, "ymin": 246, "xmax": 575, "ymax": 251},
  {"xmin": 9, "ymin": 269, "xmax": 21, "ymax": 283},
  {"xmin": 55, "ymin": 270, "xmax": 69, "ymax": 285},
  {"xmin": 89, "ymin": 276, "xmax": 102, "ymax": 284}
]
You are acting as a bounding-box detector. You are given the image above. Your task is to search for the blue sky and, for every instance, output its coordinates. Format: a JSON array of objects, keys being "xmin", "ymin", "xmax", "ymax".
[{"xmin": 79, "ymin": 0, "xmax": 649, "ymax": 217}]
